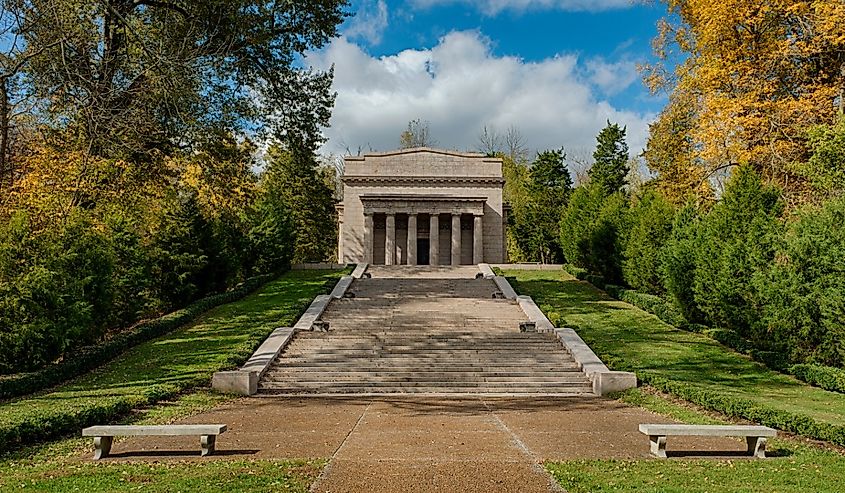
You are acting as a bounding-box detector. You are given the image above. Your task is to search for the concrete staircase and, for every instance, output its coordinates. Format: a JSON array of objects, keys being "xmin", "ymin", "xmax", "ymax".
[{"xmin": 258, "ymin": 267, "xmax": 593, "ymax": 395}]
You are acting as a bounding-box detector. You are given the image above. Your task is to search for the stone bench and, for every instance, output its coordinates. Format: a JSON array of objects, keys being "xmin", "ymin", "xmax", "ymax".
[
  {"xmin": 639, "ymin": 424, "xmax": 776, "ymax": 458},
  {"xmin": 82, "ymin": 424, "xmax": 227, "ymax": 459}
]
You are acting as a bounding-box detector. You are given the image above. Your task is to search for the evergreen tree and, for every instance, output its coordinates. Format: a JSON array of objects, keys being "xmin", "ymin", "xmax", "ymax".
[
  {"xmin": 590, "ymin": 121, "xmax": 630, "ymax": 195},
  {"xmin": 523, "ymin": 149, "xmax": 572, "ymax": 263},
  {"xmin": 265, "ymin": 145, "xmax": 337, "ymax": 263}
]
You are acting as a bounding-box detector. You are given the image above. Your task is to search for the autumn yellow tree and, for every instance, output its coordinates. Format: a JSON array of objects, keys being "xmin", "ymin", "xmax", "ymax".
[{"xmin": 645, "ymin": 0, "xmax": 845, "ymax": 202}]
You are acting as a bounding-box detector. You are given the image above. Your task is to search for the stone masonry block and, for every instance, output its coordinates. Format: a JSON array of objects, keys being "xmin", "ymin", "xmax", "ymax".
[
  {"xmin": 593, "ymin": 371, "xmax": 637, "ymax": 396},
  {"xmin": 212, "ymin": 371, "xmax": 258, "ymax": 396}
]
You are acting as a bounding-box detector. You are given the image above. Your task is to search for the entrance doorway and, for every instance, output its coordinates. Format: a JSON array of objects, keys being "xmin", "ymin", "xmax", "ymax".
[{"xmin": 417, "ymin": 239, "xmax": 430, "ymax": 265}]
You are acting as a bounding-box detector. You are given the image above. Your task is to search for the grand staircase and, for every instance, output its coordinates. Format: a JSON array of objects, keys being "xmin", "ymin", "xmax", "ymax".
[{"xmin": 258, "ymin": 267, "xmax": 593, "ymax": 395}]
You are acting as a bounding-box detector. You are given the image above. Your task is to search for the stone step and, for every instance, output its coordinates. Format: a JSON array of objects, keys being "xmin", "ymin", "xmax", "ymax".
[
  {"xmin": 262, "ymin": 375, "xmax": 589, "ymax": 383},
  {"xmin": 258, "ymin": 384, "xmax": 595, "ymax": 393},
  {"xmin": 259, "ymin": 380, "xmax": 593, "ymax": 388},
  {"xmin": 285, "ymin": 345, "xmax": 560, "ymax": 357},
  {"xmin": 272, "ymin": 364, "xmax": 581, "ymax": 371},
  {"xmin": 267, "ymin": 369, "xmax": 582, "ymax": 376},
  {"xmin": 273, "ymin": 357, "xmax": 577, "ymax": 365}
]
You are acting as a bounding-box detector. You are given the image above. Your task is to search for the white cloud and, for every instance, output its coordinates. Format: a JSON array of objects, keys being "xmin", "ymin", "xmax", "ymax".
[
  {"xmin": 585, "ymin": 57, "xmax": 639, "ymax": 96},
  {"xmin": 412, "ymin": 0, "xmax": 634, "ymax": 15},
  {"xmin": 306, "ymin": 31, "xmax": 653, "ymax": 158},
  {"xmin": 344, "ymin": 0, "xmax": 389, "ymax": 46}
]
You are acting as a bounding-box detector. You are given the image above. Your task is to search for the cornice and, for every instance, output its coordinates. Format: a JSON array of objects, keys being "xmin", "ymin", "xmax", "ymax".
[{"xmin": 342, "ymin": 175, "xmax": 505, "ymax": 185}]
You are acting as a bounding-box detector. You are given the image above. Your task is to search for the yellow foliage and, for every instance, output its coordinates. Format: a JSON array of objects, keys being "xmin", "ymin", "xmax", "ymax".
[
  {"xmin": 3, "ymin": 140, "xmax": 168, "ymax": 230},
  {"xmin": 648, "ymin": 0, "xmax": 845, "ymax": 200},
  {"xmin": 173, "ymin": 149, "xmax": 257, "ymax": 221}
]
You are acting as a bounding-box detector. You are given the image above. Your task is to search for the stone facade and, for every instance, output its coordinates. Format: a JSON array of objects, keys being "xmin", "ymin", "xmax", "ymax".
[{"xmin": 338, "ymin": 148, "xmax": 507, "ymax": 265}]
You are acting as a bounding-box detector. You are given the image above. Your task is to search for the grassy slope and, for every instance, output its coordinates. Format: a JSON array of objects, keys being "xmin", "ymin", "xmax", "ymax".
[
  {"xmin": 502, "ymin": 269, "xmax": 845, "ymax": 424},
  {"xmin": 0, "ymin": 268, "xmax": 344, "ymax": 492},
  {"xmin": 0, "ymin": 269, "xmax": 345, "ymax": 445},
  {"xmin": 546, "ymin": 389, "xmax": 845, "ymax": 493}
]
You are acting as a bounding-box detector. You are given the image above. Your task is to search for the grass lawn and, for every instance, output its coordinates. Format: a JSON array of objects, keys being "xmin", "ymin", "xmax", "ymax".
[
  {"xmin": 546, "ymin": 388, "xmax": 845, "ymax": 493},
  {"xmin": 0, "ymin": 269, "xmax": 346, "ymax": 450},
  {"xmin": 502, "ymin": 268, "xmax": 845, "ymax": 425},
  {"xmin": 0, "ymin": 391, "xmax": 323, "ymax": 492}
]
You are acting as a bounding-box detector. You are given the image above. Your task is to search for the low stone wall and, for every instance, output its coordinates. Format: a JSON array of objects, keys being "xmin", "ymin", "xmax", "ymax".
[
  {"xmin": 477, "ymin": 263, "xmax": 496, "ymax": 279},
  {"xmin": 292, "ymin": 263, "xmax": 348, "ymax": 270},
  {"xmin": 492, "ymin": 277, "xmax": 518, "ymax": 299},
  {"xmin": 351, "ymin": 263, "xmax": 369, "ymax": 279},
  {"xmin": 212, "ymin": 272, "xmax": 353, "ymax": 396},
  {"xmin": 490, "ymin": 263, "xmax": 564, "ymax": 271},
  {"xmin": 212, "ymin": 327, "xmax": 296, "ymax": 395},
  {"xmin": 494, "ymin": 274, "xmax": 637, "ymax": 396}
]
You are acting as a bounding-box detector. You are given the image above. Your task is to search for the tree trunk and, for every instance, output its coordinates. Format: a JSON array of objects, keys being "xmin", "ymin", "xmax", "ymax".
[{"xmin": 0, "ymin": 77, "xmax": 9, "ymax": 188}]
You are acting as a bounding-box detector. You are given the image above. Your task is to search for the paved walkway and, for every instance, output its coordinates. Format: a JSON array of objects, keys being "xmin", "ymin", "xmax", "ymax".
[
  {"xmin": 99, "ymin": 396, "xmax": 747, "ymax": 492},
  {"xmin": 84, "ymin": 266, "xmax": 747, "ymax": 491}
]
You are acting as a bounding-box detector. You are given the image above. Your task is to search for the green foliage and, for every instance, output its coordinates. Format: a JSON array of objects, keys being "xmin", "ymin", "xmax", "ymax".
[
  {"xmin": 797, "ymin": 116, "xmax": 845, "ymax": 195},
  {"xmin": 589, "ymin": 121, "xmax": 630, "ymax": 195},
  {"xmin": 660, "ymin": 201, "xmax": 704, "ymax": 322},
  {"xmin": 562, "ymin": 264, "xmax": 588, "ymax": 280},
  {"xmin": 611, "ymin": 286, "xmax": 687, "ymax": 328},
  {"xmin": 502, "ymin": 268, "xmax": 845, "ymax": 431},
  {"xmin": 0, "ymin": 269, "xmax": 343, "ymax": 452},
  {"xmin": 509, "ymin": 149, "xmax": 572, "ymax": 263},
  {"xmin": 761, "ymin": 196, "xmax": 845, "ymax": 366},
  {"xmin": 265, "ymin": 146, "xmax": 337, "ymax": 263},
  {"xmin": 0, "ymin": 274, "xmax": 273, "ymax": 400},
  {"xmin": 559, "ymin": 184, "xmax": 603, "ymax": 268},
  {"xmin": 623, "ymin": 189, "xmax": 675, "ymax": 294},
  {"xmin": 587, "ymin": 191, "xmax": 629, "ymax": 284},
  {"xmin": 692, "ymin": 166, "xmax": 783, "ymax": 343},
  {"xmin": 789, "ymin": 364, "xmax": 845, "ymax": 395},
  {"xmin": 0, "ymin": 213, "xmax": 116, "ymax": 372}
]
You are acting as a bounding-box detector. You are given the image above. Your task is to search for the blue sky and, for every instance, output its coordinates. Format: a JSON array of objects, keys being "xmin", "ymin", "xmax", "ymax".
[{"xmin": 308, "ymin": 0, "xmax": 670, "ymax": 158}]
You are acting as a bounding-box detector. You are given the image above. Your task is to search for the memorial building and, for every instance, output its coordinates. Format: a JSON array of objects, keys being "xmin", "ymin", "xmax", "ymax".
[{"xmin": 337, "ymin": 147, "xmax": 508, "ymax": 265}]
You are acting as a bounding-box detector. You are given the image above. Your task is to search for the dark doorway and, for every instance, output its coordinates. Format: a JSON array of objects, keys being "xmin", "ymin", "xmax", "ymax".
[{"xmin": 417, "ymin": 239, "xmax": 430, "ymax": 265}]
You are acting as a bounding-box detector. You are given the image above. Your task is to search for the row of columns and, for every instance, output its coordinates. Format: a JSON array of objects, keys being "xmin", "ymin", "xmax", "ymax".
[{"xmin": 363, "ymin": 212, "xmax": 483, "ymax": 265}]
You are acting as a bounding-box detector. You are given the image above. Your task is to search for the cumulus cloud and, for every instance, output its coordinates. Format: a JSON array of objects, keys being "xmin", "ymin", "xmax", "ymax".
[
  {"xmin": 306, "ymin": 31, "xmax": 653, "ymax": 157},
  {"xmin": 585, "ymin": 57, "xmax": 640, "ymax": 96},
  {"xmin": 412, "ymin": 0, "xmax": 634, "ymax": 15},
  {"xmin": 344, "ymin": 0, "xmax": 389, "ymax": 46}
]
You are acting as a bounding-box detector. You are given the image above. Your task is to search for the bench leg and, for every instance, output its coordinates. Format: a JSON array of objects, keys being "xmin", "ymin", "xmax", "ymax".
[
  {"xmin": 747, "ymin": 436, "xmax": 767, "ymax": 458},
  {"xmin": 93, "ymin": 436, "xmax": 113, "ymax": 460},
  {"xmin": 649, "ymin": 435, "xmax": 667, "ymax": 458},
  {"xmin": 200, "ymin": 435, "xmax": 216, "ymax": 456}
]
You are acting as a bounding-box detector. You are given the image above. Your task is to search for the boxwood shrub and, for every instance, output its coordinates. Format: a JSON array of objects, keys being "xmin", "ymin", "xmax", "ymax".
[
  {"xmin": 563, "ymin": 264, "xmax": 588, "ymax": 280},
  {"xmin": 789, "ymin": 364, "xmax": 845, "ymax": 394},
  {"xmin": 638, "ymin": 372, "xmax": 845, "ymax": 447},
  {"xmin": 0, "ymin": 273, "xmax": 276, "ymax": 401}
]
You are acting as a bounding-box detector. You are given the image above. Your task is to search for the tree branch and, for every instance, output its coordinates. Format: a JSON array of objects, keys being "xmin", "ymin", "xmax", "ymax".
[{"xmin": 132, "ymin": 0, "xmax": 190, "ymax": 18}]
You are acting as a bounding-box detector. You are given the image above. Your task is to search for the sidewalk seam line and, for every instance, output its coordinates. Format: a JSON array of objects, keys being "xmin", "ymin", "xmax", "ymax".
[{"xmin": 310, "ymin": 401, "xmax": 372, "ymax": 493}]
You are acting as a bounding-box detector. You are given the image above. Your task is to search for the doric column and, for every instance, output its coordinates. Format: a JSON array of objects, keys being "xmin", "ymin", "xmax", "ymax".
[
  {"xmin": 473, "ymin": 214, "xmax": 483, "ymax": 264},
  {"xmin": 385, "ymin": 213, "xmax": 396, "ymax": 265},
  {"xmin": 407, "ymin": 213, "xmax": 417, "ymax": 266},
  {"xmin": 364, "ymin": 213, "xmax": 374, "ymax": 264},
  {"xmin": 429, "ymin": 214, "xmax": 439, "ymax": 265},
  {"xmin": 451, "ymin": 213, "xmax": 461, "ymax": 266}
]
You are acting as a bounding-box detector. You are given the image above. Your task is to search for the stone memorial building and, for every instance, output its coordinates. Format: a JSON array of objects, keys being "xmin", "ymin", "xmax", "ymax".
[{"xmin": 337, "ymin": 148, "xmax": 508, "ymax": 265}]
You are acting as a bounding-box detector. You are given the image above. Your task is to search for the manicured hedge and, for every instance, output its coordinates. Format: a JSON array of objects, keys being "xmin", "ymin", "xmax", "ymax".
[
  {"xmin": 563, "ymin": 264, "xmax": 588, "ymax": 280},
  {"xmin": 638, "ymin": 372, "xmax": 845, "ymax": 447},
  {"xmin": 580, "ymin": 276, "xmax": 845, "ymax": 393},
  {"xmin": 0, "ymin": 270, "xmax": 345, "ymax": 452},
  {"xmin": 0, "ymin": 273, "xmax": 276, "ymax": 401},
  {"xmin": 789, "ymin": 364, "xmax": 845, "ymax": 395}
]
